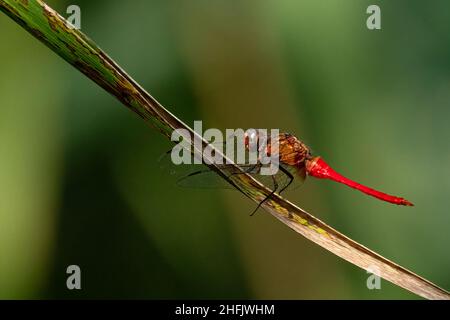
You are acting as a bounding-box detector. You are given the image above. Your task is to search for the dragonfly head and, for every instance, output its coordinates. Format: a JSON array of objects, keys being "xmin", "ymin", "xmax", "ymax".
[{"xmin": 244, "ymin": 130, "xmax": 259, "ymax": 150}]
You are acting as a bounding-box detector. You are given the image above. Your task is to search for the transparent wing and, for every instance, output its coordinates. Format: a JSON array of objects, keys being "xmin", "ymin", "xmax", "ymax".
[
  {"xmin": 158, "ymin": 147, "xmax": 234, "ymax": 189},
  {"xmin": 175, "ymin": 165, "xmax": 235, "ymax": 189},
  {"xmin": 277, "ymin": 163, "xmax": 306, "ymax": 193}
]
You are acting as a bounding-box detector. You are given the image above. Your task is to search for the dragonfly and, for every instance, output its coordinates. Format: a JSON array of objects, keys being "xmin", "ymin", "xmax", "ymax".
[{"xmin": 161, "ymin": 131, "xmax": 413, "ymax": 214}]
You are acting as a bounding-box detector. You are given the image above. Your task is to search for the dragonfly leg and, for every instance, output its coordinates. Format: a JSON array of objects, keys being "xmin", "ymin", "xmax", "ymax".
[
  {"xmin": 176, "ymin": 163, "xmax": 261, "ymax": 187},
  {"xmin": 250, "ymin": 174, "xmax": 278, "ymax": 216},
  {"xmin": 278, "ymin": 166, "xmax": 294, "ymax": 195}
]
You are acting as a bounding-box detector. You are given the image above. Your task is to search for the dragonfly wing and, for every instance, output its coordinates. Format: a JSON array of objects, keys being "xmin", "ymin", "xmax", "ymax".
[
  {"xmin": 217, "ymin": 163, "xmax": 306, "ymax": 193},
  {"xmin": 158, "ymin": 150, "xmax": 233, "ymax": 189},
  {"xmin": 281, "ymin": 163, "xmax": 306, "ymax": 192},
  {"xmin": 176, "ymin": 165, "xmax": 235, "ymax": 189},
  {"xmin": 176, "ymin": 163, "xmax": 265, "ymax": 189}
]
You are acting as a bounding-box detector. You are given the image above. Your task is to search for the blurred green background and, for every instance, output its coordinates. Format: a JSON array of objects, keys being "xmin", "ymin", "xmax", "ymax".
[{"xmin": 0, "ymin": 0, "xmax": 449, "ymax": 299}]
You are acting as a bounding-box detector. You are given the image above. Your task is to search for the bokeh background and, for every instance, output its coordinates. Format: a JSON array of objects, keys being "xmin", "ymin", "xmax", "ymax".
[{"xmin": 0, "ymin": 0, "xmax": 449, "ymax": 299}]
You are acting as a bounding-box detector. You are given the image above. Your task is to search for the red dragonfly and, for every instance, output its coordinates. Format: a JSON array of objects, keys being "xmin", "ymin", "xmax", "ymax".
[{"xmin": 163, "ymin": 131, "xmax": 413, "ymax": 214}]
